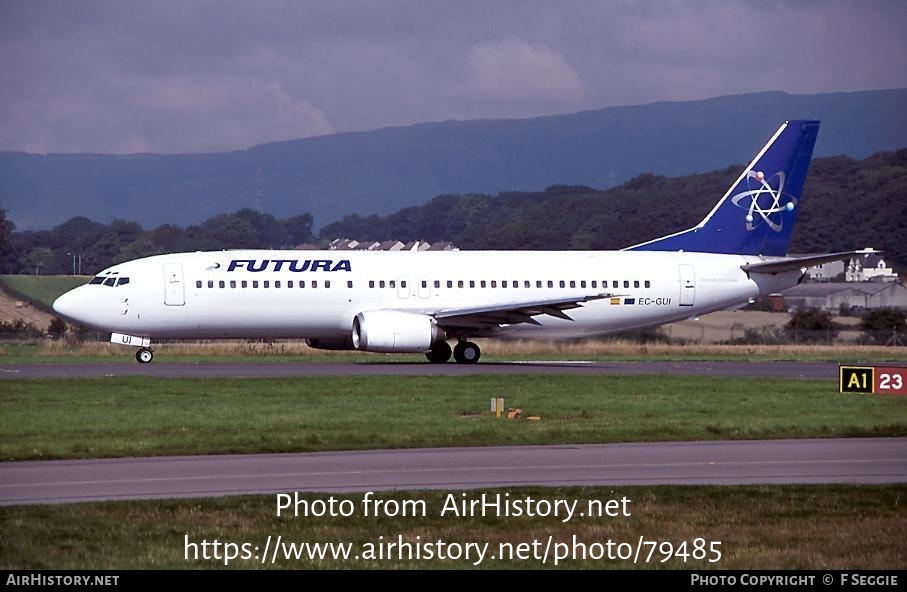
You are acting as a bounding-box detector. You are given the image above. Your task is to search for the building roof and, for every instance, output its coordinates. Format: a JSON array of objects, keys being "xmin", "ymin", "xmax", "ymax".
[
  {"xmin": 783, "ymin": 282, "xmax": 900, "ymax": 297},
  {"xmin": 860, "ymin": 254, "xmax": 885, "ymax": 268}
]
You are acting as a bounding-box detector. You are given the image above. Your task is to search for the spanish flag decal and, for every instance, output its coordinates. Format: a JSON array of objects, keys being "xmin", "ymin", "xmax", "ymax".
[{"xmin": 610, "ymin": 297, "xmax": 620, "ymax": 305}]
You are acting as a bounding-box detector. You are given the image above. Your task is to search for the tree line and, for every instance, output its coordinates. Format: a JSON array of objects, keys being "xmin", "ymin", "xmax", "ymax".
[
  {"xmin": 0, "ymin": 149, "xmax": 904, "ymax": 276},
  {"xmin": 0, "ymin": 209, "xmax": 315, "ymax": 276}
]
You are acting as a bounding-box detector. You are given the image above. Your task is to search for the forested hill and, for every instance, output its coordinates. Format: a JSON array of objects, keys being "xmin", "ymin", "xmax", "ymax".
[
  {"xmin": 1, "ymin": 88, "xmax": 906, "ymax": 230},
  {"xmin": 2, "ymin": 150, "xmax": 904, "ymax": 276},
  {"xmin": 319, "ymin": 149, "xmax": 907, "ymax": 268}
]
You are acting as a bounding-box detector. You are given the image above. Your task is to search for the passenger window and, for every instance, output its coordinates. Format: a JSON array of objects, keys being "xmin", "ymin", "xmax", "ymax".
[
  {"xmin": 480, "ymin": 281, "xmax": 486, "ymax": 288},
  {"xmin": 347, "ymin": 281, "xmax": 353, "ymax": 288},
  {"xmin": 447, "ymin": 280, "xmax": 453, "ymax": 288},
  {"xmin": 230, "ymin": 280, "xmax": 236, "ymax": 288},
  {"xmin": 421, "ymin": 280, "xmax": 427, "ymax": 288},
  {"xmin": 591, "ymin": 281, "xmax": 597, "ymax": 288},
  {"xmin": 275, "ymin": 281, "xmax": 281, "ymax": 288},
  {"xmin": 612, "ymin": 281, "xmax": 618, "ymax": 289},
  {"xmin": 645, "ymin": 280, "xmax": 651, "ymax": 288},
  {"xmin": 400, "ymin": 281, "xmax": 406, "ymax": 288},
  {"xmin": 570, "ymin": 280, "xmax": 576, "ymax": 288},
  {"xmin": 242, "ymin": 281, "xmax": 248, "ymax": 288},
  {"xmin": 514, "ymin": 280, "xmax": 519, "ymax": 288},
  {"xmin": 623, "ymin": 281, "xmax": 630, "ymax": 288},
  {"xmin": 263, "ymin": 281, "xmax": 270, "ymax": 288},
  {"xmin": 195, "ymin": 280, "xmax": 202, "ymax": 288},
  {"xmin": 288, "ymin": 281, "xmax": 294, "ymax": 288},
  {"xmin": 369, "ymin": 280, "xmax": 375, "ymax": 288},
  {"xmin": 634, "ymin": 280, "xmax": 640, "ymax": 288},
  {"xmin": 379, "ymin": 281, "xmax": 385, "ymax": 288},
  {"xmin": 299, "ymin": 281, "xmax": 305, "ymax": 288},
  {"xmin": 524, "ymin": 281, "xmax": 530, "ymax": 288},
  {"xmin": 469, "ymin": 280, "xmax": 476, "ymax": 288},
  {"xmin": 434, "ymin": 280, "xmax": 440, "ymax": 288},
  {"xmin": 502, "ymin": 281, "xmax": 508, "ymax": 288},
  {"xmin": 491, "ymin": 281, "xmax": 497, "ymax": 288},
  {"xmin": 458, "ymin": 280, "xmax": 464, "ymax": 288},
  {"xmin": 547, "ymin": 281, "xmax": 553, "ymax": 288},
  {"xmin": 325, "ymin": 281, "xmax": 331, "ymax": 288},
  {"xmin": 559, "ymin": 281, "xmax": 565, "ymax": 288},
  {"xmin": 253, "ymin": 281, "xmax": 259, "ymax": 288},
  {"xmin": 536, "ymin": 281, "xmax": 542, "ymax": 288},
  {"xmin": 312, "ymin": 281, "xmax": 318, "ymax": 288},
  {"xmin": 219, "ymin": 281, "xmax": 225, "ymax": 288},
  {"xmin": 389, "ymin": 280, "xmax": 396, "ymax": 288},
  {"xmin": 208, "ymin": 280, "xmax": 214, "ymax": 288}
]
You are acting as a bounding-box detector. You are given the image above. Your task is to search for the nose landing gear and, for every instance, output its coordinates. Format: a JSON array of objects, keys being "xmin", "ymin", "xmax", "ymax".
[{"xmin": 135, "ymin": 347, "xmax": 154, "ymax": 364}]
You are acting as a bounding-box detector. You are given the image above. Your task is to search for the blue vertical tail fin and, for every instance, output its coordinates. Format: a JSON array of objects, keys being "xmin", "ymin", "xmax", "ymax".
[{"xmin": 627, "ymin": 120, "xmax": 820, "ymax": 256}]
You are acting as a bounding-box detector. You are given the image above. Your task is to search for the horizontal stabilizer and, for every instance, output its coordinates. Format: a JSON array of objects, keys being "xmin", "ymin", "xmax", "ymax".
[{"xmin": 741, "ymin": 251, "xmax": 878, "ymax": 274}]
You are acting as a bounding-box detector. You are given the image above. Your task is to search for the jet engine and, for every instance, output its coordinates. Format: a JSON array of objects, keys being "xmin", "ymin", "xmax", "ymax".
[{"xmin": 351, "ymin": 311, "xmax": 444, "ymax": 353}]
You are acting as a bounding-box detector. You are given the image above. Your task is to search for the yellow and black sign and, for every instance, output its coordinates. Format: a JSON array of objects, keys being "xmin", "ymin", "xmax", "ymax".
[
  {"xmin": 839, "ymin": 365, "xmax": 907, "ymax": 395},
  {"xmin": 840, "ymin": 366, "xmax": 873, "ymax": 393}
]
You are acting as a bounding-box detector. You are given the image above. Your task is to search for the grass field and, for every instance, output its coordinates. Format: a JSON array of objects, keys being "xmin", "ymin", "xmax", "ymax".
[
  {"xmin": 2, "ymin": 375, "xmax": 905, "ymax": 460},
  {"xmin": 2, "ymin": 340, "xmax": 907, "ymax": 364},
  {"xmin": 0, "ymin": 274, "xmax": 88, "ymax": 309},
  {"xmin": 1, "ymin": 486, "xmax": 904, "ymax": 569},
  {"xmin": 2, "ymin": 373, "xmax": 905, "ymax": 571}
]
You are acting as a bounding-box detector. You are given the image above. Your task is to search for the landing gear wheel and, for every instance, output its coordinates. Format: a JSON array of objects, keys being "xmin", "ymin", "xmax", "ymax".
[
  {"xmin": 453, "ymin": 341, "xmax": 480, "ymax": 364},
  {"xmin": 135, "ymin": 347, "xmax": 154, "ymax": 364},
  {"xmin": 425, "ymin": 341, "xmax": 452, "ymax": 363}
]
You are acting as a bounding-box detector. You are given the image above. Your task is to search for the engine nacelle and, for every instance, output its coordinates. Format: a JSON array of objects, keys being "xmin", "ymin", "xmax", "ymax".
[
  {"xmin": 305, "ymin": 336, "xmax": 354, "ymax": 350},
  {"xmin": 352, "ymin": 310, "xmax": 444, "ymax": 353}
]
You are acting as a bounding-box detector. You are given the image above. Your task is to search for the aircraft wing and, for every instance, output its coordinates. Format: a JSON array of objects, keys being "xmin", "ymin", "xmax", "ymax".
[
  {"xmin": 741, "ymin": 250, "xmax": 877, "ymax": 274},
  {"xmin": 431, "ymin": 293, "xmax": 610, "ymax": 330}
]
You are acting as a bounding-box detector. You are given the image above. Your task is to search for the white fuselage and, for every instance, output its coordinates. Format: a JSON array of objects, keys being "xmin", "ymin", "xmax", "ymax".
[{"xmin": 52, "ymin": 249, "xmax": 801, "ymax": 342}]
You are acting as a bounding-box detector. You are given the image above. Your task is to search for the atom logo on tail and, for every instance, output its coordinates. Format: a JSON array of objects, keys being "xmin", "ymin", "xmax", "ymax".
[{"xmin": 729, "ymin": 170, "xmax": 796, "ymax": 232}]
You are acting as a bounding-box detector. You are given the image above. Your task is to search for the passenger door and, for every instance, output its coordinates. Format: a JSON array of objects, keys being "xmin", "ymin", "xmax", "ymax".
[
  {"xmin": 678, "ymin": 264, "xmax": 695, "ymax": 307},
  {"xmin": 163, "ymin": 263, "xmax": 185, "ymax": 306}
]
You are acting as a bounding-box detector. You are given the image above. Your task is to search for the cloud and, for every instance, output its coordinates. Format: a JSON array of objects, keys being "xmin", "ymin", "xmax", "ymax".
[
  {"xmin": 0, "ymin": 33, "xmax": 335, "ymax": 154},
  {"xmin": 453, "ymin": 38, "xmax": 584, "ymax": 108},
  {"xmin": 0, "ymin": 1, "xmax": 904, "ymax": 153},
  {"xmin": 135, "ymin": 75, "xmax": 335, "ymax": 151}
]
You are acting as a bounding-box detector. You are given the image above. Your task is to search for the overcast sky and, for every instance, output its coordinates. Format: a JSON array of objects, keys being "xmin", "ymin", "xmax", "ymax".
[{"xmin": 2, "ymin": 0, "xmax": 905, "ymax": 154}]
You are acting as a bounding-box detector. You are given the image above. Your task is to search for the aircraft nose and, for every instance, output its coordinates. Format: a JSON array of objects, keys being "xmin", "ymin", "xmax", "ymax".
[{"xmin": 53, "ymin": 289, "xmax": 81, "ymax": 321}]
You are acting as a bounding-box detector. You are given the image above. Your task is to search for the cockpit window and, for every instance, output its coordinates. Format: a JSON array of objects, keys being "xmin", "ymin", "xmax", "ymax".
[{"xmin": 92, "ymin": 276, "xmax": 131, "ymax": 287}]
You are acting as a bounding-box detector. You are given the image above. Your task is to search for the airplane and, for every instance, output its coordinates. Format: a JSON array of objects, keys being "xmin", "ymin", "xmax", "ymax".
[{"xmin": 52, "ymin": 119, "xmax": 866, "ymax": 364}]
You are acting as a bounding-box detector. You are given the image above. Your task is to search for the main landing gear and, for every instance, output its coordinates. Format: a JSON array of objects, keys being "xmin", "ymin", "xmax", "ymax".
[
  {"xmin": 425, "ymin": 340, "xmax": 452, "ymax": 363},
  {"xmin": 135, "ymin": 347, "xmax": 154, "ymax": 364},
  {"xmin": 453, "ymin": 340, "xmax": 480, "ymax": 364},
  {"xmin": 424, "ymin": 340, "xmax": 481, "ymax": 364}
]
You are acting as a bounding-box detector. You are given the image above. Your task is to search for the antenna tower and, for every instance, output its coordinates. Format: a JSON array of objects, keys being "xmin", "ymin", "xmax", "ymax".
[{"xmin": 255, "ymin": 166, "xmax": 264, "ymax": 213}]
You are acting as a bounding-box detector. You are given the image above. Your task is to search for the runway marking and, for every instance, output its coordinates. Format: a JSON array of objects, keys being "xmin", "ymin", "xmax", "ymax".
[{"xmin": 3, "ymin": 458, "xmax": 903, "ymax": 489}]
